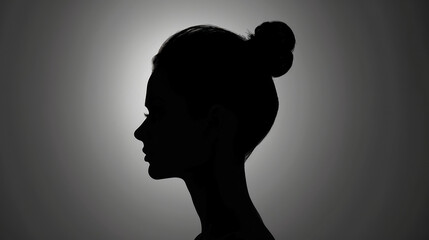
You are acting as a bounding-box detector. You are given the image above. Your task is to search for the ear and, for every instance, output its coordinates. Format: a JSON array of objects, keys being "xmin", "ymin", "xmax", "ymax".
[{"xmin": 204, "ymin": 104, "xmax": 238, "ymax": 143}]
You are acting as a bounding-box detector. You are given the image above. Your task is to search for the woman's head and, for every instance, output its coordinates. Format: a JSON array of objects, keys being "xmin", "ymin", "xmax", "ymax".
[{"xmin": 135, "ymin": 21, "xmax": 295, "ymax": 178}]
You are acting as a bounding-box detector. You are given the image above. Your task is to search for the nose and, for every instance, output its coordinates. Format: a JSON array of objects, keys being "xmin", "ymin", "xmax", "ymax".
[{"xmin": 134, "ymin": 121, "xmax": 146, "ymax": 141}]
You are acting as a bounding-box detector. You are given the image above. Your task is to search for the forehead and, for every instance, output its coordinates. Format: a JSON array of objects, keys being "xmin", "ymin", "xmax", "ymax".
[{"xmin": 145, "ymin": 69, "xmax": 181, "ymax": 108}]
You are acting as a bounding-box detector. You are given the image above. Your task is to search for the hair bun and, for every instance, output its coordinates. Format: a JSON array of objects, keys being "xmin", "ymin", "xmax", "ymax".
[{"xmin": 248, "ymin": 21, "xmax": 295, "ymax": 78}]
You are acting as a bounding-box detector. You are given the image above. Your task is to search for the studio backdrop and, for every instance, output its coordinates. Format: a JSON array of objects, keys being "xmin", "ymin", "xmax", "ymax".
[{"xmin": 1, "ymin": 1, "xmax": 428, "ymax": 239}]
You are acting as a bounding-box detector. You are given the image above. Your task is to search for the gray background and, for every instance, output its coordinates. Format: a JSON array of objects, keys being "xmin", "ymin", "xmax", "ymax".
[{"xmin": 1, "ymin": 1, "xmax": 428, "ymax": 239}]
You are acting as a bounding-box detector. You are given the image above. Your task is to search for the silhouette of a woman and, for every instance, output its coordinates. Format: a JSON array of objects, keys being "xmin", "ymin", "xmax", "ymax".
[{"xmin": 135, "ymin": 21, "xmax": 295, "ymax": 240}]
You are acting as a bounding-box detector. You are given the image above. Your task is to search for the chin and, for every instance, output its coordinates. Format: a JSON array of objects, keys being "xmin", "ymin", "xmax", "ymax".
[{"xmin": 148, "ymin": 165, "xmax": 180, "ymax": 180}]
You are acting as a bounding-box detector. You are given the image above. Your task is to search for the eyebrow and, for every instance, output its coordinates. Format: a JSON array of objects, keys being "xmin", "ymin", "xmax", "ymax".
[
  {"xmin": 151, "ymin": 54, "xmax": 159, "ymax": 69},
  {"xmin": 145, "ymin": 96, "xmax": 164, "ymax": 109}
]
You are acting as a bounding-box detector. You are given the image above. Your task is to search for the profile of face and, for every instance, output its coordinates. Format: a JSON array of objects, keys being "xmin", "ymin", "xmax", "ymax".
[{"xmin": 134, "ymin": 69, "xmax": 212, "ymax": 180}]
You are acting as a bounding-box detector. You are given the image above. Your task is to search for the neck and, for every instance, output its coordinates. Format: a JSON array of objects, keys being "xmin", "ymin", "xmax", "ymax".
[{"xmin": 182, "ymin": 156, "xmax": 262, "ymax": 239}]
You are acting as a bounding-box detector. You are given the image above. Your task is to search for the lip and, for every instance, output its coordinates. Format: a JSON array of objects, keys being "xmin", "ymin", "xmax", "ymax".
[
  {"xmin": 142, "ymin": 148, "xmax": 150, "ymax": 162},
  {"xmin": 143, "ymin": 147, "xmax": 149, "ymax": 154}
]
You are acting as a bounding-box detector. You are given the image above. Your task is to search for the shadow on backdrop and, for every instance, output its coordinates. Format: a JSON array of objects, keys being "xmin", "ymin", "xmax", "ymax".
[{"xmin": 134, "ymin": 21, "xmax": 295, "ymax": 240}]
